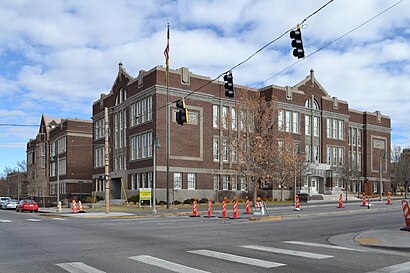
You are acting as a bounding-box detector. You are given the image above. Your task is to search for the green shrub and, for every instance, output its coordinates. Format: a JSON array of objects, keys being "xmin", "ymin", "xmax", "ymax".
[
  {"xmin": 199, "ymin": 198, "xmax": 208, "ymax": 204},
  {"xmin": 128, "ymin": 195, "xmax": 140, "ymax": 204},
  {"xmin": 183, "ymin": 198, "xmax": 193, "ymax": 204},
  {"xmin": 173, "ymin": 200, "xmax": 182, "ymax": 205}
]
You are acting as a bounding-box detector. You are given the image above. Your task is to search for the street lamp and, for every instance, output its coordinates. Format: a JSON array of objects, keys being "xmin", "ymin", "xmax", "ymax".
[
  {"xmin": 379, "ymin": 150, "xmax": 386, "ymax": 201},
  {"xmin": 14, "ymin": 168, "xmax": 20, "ymax": 200},
  {"xmin": 152, "ymin": 136, "xmax": 161, "ymax": 214},
  {"xmin": 50, "ymin": 152, "xmax": 61, "ymax": 212}
]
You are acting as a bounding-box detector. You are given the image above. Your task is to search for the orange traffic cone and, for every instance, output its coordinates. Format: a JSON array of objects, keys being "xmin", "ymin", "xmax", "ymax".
[
  {"xmin": 204, "ymin": 197, "xmax": 215, "ymax": 218},
  {"xmin": 230, "ymin": 197, "xmax": 239, "ymax": 219},
  {"xmin": 294, "ymin": 195, "xmax": 301, "ymax": 211},
  {"xmin": 220, "ymin": 197, "xmax": 227, "ymax": 218},
  {"xmin": 244, "ymin": 196, "xmax": 251, "ymax": 214},
  {"xmin": 337, "ymin": 193, "xmax": 344, "ymax": 208},
  {"xmin": 78, "ymin": 200, "xmax": 85, "ymax": 213},
  {"xmin": 386, "ymin": 192, "xmax": 392, "ymax": 205},
  {"xmin": 401, "ymin": 200, "xmax": 410, "ymax": 231},
  {"xmin": 361, "ymin": 192, "xmax": 366, "ymax": 206},
  {"xmin": 190, "ymin": 198, "xmax": 200, "ymax": 217},
  {"xmin": 71, "ymin": 200, "xmax": 78, "ymax": 214}
]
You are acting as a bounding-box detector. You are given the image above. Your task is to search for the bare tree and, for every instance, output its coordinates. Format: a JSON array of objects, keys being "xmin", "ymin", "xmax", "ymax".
[{"xmin": 396, "ymin": 148, "xmax": 410, "ymax": 198}]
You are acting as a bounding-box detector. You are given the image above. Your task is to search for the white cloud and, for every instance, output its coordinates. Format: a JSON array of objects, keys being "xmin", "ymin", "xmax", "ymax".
[{"xmin": 0, "ymin": 0, "xmax": 410, "ymax": 171}]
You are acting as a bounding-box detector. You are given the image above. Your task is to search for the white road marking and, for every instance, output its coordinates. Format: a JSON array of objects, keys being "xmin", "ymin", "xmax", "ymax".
[
  {"xmin": 0, "ymin": 219, "xmax": 12, "ymax": 223},
  {"xmin": 129, "ymin": 255, "xmax": 211, "ymax": 273},
  {"xmin": 241, "ymin": 245, "xmax": 333, "ymax": 259},
  {"xmin": 56, "ymin": 262, "xmax": 106, "ymax": 273},
  {"xmin": 26, "ymin": 219, "xmax": 42, "ymax": 222},
  {"xmin": 52, "ymin": 218, "xmax": 67, "ymax": 221},
  {"xmin": 188, "ymin": 249, "xmax": 286, "ymax": 268},
  {"xmin": 367, "ymin": 261, "xmax": 410, "ymax": 273},
  {"xmin": 284, "ymin": 241, "xmax": 364, "ymax": 252}
]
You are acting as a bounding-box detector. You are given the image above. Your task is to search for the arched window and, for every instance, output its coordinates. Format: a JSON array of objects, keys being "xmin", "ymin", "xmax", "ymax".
[{"xmin": 305, "ymin": 98, "xmax": 320, "ymax": 110}]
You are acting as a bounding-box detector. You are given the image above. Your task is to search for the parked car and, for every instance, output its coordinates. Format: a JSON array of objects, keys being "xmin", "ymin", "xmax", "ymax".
[
  {"xmin": 16, "ymin": 200, "xmax": 39, "ymax": 213},
  {"xmin": 0, "ymin": 197, "xmax": 11, "ymax": 207},
  {"xmin": 1, "ymin": 199, "xmax": 19, "ymax": 210}
]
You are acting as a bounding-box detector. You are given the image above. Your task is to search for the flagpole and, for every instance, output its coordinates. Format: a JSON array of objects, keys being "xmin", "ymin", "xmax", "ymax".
[{"xmin": 166, "ymin": 23, "xmax": 170, "ymax": 209}]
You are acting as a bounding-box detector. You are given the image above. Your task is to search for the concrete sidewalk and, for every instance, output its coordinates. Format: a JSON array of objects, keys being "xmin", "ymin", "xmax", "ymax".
[{"xmin": 354, "ymin": 229, "xmax": 410, "ymax": 252}]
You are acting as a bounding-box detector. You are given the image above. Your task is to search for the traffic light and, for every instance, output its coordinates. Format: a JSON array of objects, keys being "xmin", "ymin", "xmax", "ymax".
[
  {"xmin": 290, "ymin": 28, "xmax": 305, "ymax": 59},
  {"xmin": 224, "ymin": 72, "xmax": 234, "ymax": 98},
  {"xmin": 176, "ymin": 99, "xmax": 188, "ymax": 125}
]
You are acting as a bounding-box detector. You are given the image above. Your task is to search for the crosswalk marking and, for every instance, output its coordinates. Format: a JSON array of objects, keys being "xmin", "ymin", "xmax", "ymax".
[
  {"xmin": 241, "ymin": 245, "xmax": 333, "ymax": 259},
  {"xmin": 0, "ymin": 219, "xmax": 12, "ymax": 223},
  {"xmin": 367, "ymin": 261, "xmax": 410, "ymax": 273},
  {"xmin": 129, "ymin": 255, "xmax": 211, "ymax": 273},
  {"xmin": 26, "ymin": 219, "xmax": 42, "ymax": 222},
  {"xmin": 56, "ymin": 262, "xmax": 106, "ymax": 273},
  {"xmin": 188, "ymin": 249, "xmax": 286, "ymax": 268},
  {"xmin": 52, "ymin": 218, "xmax": 67, "ymax": 221},
  {"xmin": 284, "ymin": 241, "xmax": 364, "ymax": 252}
]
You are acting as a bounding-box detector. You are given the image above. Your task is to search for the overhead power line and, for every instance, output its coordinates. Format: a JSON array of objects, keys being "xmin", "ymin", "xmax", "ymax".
[{"xmin": 254, "ymin": 0, "xmax": 405, "ymax": 87}]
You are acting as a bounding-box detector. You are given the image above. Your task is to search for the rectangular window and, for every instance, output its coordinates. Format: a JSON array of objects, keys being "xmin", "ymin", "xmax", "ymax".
[
  {"xmin": 285, "ymin": 111, "xmax": 291, "ymax": 132},
  {"xmin": 213, "ymin": 105, "xmax": 219, "ymax": 128},
  {"xmin": 147, "ymin": 96, "xmax": 152, "ymax": 121},
  {"xmin": 213, "ymin": 137, "xmax": 219, "ymax": 161},
  {"xmin": 278, "ymin": 110, "xmax": 284, "ymax": 131},
  {"xmin": 174, "ymin": 173, "xmax": 182, "ymax": 189},
  {"xmin": 136, "ymin": 101, "xmax": 141, "ymax": 125},
  {"xmin": 131, "ymin": 174, "xmax": 136, "ymax": 190},
  {"xmin": 222, "ymin": 175, "xmax": 228, "ymax": 190},
  {"xmin": 240, "ymin": 177, "xmax": 246, "ymax": 191},
  {"xmin": 223, "ymin": 139, "xmax": 228, "ymax": 162},
  {"xmin": 131, "ymin": 104, "xmax": 136, "ymax": 127},
  {"xmin": 231, "ymin": 176, "xmax": 237, "ymax": 190},
  {"xmin": 327, "ymin": 146, "xmax": 332, "ymax": 165},
  {"xmin": 332, "ymin": 147, "xmax": 337, "ymax": 166},
  {"xmin": 358, "ymin": 152, "xmax": 362, "ymax": 170},
  {"xmin": 241, "ymin": 109, "xmax": 247, "ymax": 132},
  {"xmin": 292, "ymin": 112, "xmax": 299, "ymax": 133},
  {"xmin": 136, "ymin": 135, "xmax": 141, "ymax": 159},
  {"xmin": 332, "ymin": 119, "xmax": 338, "ymax": 139},
  {"xmin": 141, "ymin": 173, "xmax": 146, "ymax": 188},
  {"xmin": 231, "ymin": 146, "xmax": 237, "ymax": 162},
  {"xmin": 142, "ymin": 134, "xmax": 147, "ymax": 158},
  {"xmin": 338, "ymin": 120, "xmax": 344, "ymax": 140},
  {"xmin": 314, "ymin": 145, "xmax": 319, "ymax": 162},
  {"xmin": 313, "ymin": 117, "xmax": 319, "ymax": 137},
  {"xmin": 231, "ymin": 107, "xmax": 237, "ymax": 130},
  {"xmin": 131, "ymin": 137, "xmax": 136, "ymax": 160},
  {"xmin": 338, "ymin": 147, "xmax": 344, "ymax": 166},
  {"xmin": 188, "ymin": 173, "xmax": 196, "ymax": 189},
  {"xmin": 137, "ymin": 173, "xmax": 141, "ymax": 189},
  {"xmin": 213, "ymin": 175, "xmax": 219, "ymax": 190},
  {"xmin": 41, "ymin": 143, "xmax": 45, "ymax": 167},
  {"xmin": 147, "ymin": 132, "xmax": 152, "ymax": 158},
  {"xmin": 352, "ymin": 128, "xmax": 357, "ymax": 146},
  {"xmin": 327, "ymin": 119, "xmax": 332, "ymax": 138},
  {"xmin": 141, "ymin": 99, "xmax": 147, "ymax": 123},
  {"xmin": 358, "ymin": 129, "xmax": 362, "ymax": 146},
  {"xmin": 305, "ymin": 115, "xmax": 311, "ymax": 136},
  {"xmin": 348, "ymin": 127, "xmax": 351, "ymax": 145},
  {"xmin": 305, "ymin": 144, "xmax": 311, "ymax": 162},
  {"xmin": 222, "ymin": 106, "xmax": 228, "ymax": 129}
]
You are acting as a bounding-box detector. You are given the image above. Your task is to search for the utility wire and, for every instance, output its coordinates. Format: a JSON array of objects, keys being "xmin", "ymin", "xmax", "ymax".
[
  {"xmin": 254, "ymin": 0, "xmax": 404, "ymax": 87},
  {"xmin": 0, "ymin": 1, "xmax": 336, "ymax": 130}
]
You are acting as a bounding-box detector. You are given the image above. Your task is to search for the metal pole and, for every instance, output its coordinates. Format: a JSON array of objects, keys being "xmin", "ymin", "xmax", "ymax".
[
  {"xmin": 56, "ymin": 152, "xmax": 61, "ymax": 212},
  {"xmin": 294, "ymin": 175, "xmax": 297, "ymax": 206},
  {"xmin": 152, "ymin": 137, "xmax": 157, "ymax": 214},
  {"xmin": 379, "ymin": 151, "xmax": 383, "ymax": 201},
  {"xmin": 166, "ymin": 47, "xmax": 170, "ymax": 209},
  {"xmin": 104, "ymin": 107, "xmax": 110, "ymax": 214}
]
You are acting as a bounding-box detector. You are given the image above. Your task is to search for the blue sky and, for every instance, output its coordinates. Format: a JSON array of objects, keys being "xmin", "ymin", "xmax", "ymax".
[{"xmin": 1, "ymin": 0, "xmax": 409, "ymax": 175}]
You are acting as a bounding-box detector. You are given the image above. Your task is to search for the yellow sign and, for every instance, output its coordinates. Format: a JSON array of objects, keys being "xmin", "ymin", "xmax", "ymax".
[{"xmin": 140, "ymin": 188, "xmax": 151, "ymax": 201}]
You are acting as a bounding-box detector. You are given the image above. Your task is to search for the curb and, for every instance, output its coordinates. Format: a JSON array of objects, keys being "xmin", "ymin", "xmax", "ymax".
[{"xmin": 249, "ymin": 216, "xmax": 283, "ymax": 221}]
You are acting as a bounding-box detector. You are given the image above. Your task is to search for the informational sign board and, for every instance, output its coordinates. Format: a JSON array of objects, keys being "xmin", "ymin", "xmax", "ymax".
[{"xmin": 139, "ymin": 188, "xmax": 152, "ymax": 207}]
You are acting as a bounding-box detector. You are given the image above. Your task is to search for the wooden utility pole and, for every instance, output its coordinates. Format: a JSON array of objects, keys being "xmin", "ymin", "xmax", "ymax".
[{"xmin": 104, "ymin": 107, "xmax": 110, "ymax": 214}]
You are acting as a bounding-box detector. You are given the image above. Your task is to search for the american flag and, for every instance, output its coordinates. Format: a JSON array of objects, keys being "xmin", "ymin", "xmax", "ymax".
[{"xmin": 164, "ymin": 24, "xmax": 169, "ymax": 84}]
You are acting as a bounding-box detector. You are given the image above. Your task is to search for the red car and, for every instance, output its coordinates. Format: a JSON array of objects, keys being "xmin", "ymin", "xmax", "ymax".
[{"xmin": 16, "ymin": 200, "xmax": 39, "ymax": 212}]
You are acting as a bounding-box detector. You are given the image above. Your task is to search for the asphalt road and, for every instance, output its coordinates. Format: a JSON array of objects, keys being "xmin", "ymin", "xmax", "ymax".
[{"xmin": 0, "ymin": 203, "xmax": 409, "ymax": 273}]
